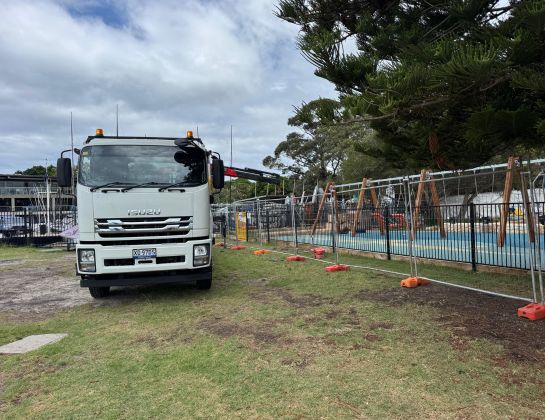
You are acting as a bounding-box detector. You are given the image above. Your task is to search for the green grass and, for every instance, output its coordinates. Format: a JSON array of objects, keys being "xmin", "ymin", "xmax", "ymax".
[
  {"xmin": 250, "ymin": 239, "xmax": 535, "ymax": 299},
  {"xmin": 0, "ymin": 247, "xmax": 543, "ymax": 418},
  {"xmin": 0, "ymin": 245, "xmax": 66, "ymax": 260}
]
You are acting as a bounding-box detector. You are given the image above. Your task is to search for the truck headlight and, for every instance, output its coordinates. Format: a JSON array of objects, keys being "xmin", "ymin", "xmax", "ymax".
[
  {"xmin": 78, "ymin": 249, "xmax": 96, "ymax": 272},
  {"xmin": 193, "ymin": 244, "xmax": 210, "ymax": 267}
]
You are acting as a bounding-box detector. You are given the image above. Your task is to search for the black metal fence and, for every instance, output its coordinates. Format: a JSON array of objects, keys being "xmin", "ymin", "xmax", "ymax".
[
  {"xmin": 215, "ymin": 200, "xmax": 545, "ymax": 271},
  {"xmin": 0, "ymin": 206, "xmax": 77, "ymax": 248},
  {"xmin": 5, "ymin": 198, "xmax": 543, "ymax": 268}
]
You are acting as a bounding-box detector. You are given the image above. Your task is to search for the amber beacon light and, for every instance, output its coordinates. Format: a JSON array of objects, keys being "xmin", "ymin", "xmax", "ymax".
[
  {"xmin": 96, "ymin": 128, "xmax": 104, "ymax": 136},
  {"xmin": 186, "ymin": 130, "xmax": 193, "ymax": 138}
]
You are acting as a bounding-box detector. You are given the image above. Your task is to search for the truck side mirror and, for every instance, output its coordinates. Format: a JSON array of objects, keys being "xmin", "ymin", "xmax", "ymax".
[
  {"xmin": 57, "ymin": 158, "xmax": 72, "ymax": 187},
  {"xmin": 212, "ymin": 159, "xmax": 225, "ymax": 189}
]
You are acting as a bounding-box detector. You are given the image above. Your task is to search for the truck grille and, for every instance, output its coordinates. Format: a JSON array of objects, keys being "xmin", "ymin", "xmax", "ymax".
[
  {"xmin": 95, "ymin": 216, "xmax": 192, "ymax": 238},
  {"xmin": 103, "ymin": 256, "xmax": 185, "ymax": 266}
]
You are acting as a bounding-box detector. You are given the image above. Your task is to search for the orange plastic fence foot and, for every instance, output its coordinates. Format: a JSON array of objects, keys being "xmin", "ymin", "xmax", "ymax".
[
  {"xmin": 400, "ymin": 277, "xmax": 429, "ymax": 288},
  {"xmin": 518, "ymin": 303, "xmax": 545, "ymax": 321},
  {"xmin": 214, "ymin": 242, "xmax": 225, "ymax": 247},
  {"xmin": 252, "ymin": 249, "xmax": 270, "ymax": 255},
  {"xmin": 401, "ymin": 277, "xmax": 419, "ymax": 288},
  {"xmin": 286, "ymin": 255, "xmax": 305, "ymax": 262},
  {"xmin": 325, "ymin": 264, "xmax": 349, "ymax": 272},
  {"xmin": 230, "ymin": 245, "xmax": 246, "ymax": 250},
  {"xmin": 310, "ymin": 247, "xmax": 326, "ymax": 259}
]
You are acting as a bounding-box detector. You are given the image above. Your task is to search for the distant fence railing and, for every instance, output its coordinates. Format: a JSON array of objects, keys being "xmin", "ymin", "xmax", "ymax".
[
  {"xmin": 0, "ymin": 206, "xmax": 77, "ymax": 248},
  {"xmin": 213, "ymin": 200, "xmax": 545, "ymax": 271},
  {"xmin": 0, "ymin": 187, "xmax": 63, "ymax": 196}
]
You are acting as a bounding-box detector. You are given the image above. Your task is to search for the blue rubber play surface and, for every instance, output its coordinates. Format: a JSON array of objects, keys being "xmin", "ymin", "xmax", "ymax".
[{"xmin": 273, "ymin": 229, "xmax": 543, "ymax": 270}]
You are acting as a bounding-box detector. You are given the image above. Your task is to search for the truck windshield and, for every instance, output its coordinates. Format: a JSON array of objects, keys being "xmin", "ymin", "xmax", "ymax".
[{"xmin": 78, "ymin": 145, "xmax": 206, "ymax": 188}]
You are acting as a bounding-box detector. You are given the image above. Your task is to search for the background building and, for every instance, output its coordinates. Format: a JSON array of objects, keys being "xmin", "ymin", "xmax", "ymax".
[{"xmin": 0, "ymin": 174, "xmax": 74, "ymax": 210}]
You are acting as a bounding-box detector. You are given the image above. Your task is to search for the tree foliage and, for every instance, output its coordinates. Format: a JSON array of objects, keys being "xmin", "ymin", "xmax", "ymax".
[
  {"xmin": 277, "ymin": 0, "xmax": 545, "ymax": 170},
  {"xmin": 15, "ymin": 165, "xmax": 56, "ymax": 177},
  {"xmin": 338, "ymin": 132, "xmax": 405, "ymax": 183},
  {"xmin": 263, "ymin": 98, "xmax": 368, "ymax": 183},
  {"xmin": 215, "ymin": 178, "xmax": 295, "ymax": 202}
]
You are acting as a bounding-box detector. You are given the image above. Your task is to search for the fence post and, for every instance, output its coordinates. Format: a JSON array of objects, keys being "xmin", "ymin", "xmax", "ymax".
[
  {"xmin": 225, "ymin": 205, "xmax": 230, "ymax": 246},
  {"xmin": 30, "ymin": 208, "xmax": 34, "ymax": 239},
  {"xmin": 220, "ymin": 213, "xmax": 225, "ymax": 248},
  {"xmin": 331, "ymin": 192, "xmax": 338, "ymax": 264},
  {"xmin": 384, "ymin": 205, "xmax": 391, "ymax": 260},
  {"xmin": 404, "ymin": 178, "xmax": 418, "ymax": 278},
  {"xmin": 234, "ymin": 204, "xmax": 238, "ymax": 243},
  {"xmin": 290, "ymin": 201, "xmax": 296, "ymax": 253},
  {"xmin": 524, "ymin": 169, "xmax": 540, "ymax": 302},
  {"xmin": 470, "ymin": 203, "xmax": 477, "ymax": 272},
  {"xmin": 245, "ymin": 209, "xmax": 249, "ymax": 242},
  {"xmin": 266, "ymin": 208, "xmax": 270, "ymax": 243},
  {"xmin": 293, "ymin": 203, "xmax": 298, "ymax": 251},
  {"xmin": 24, "ymin": 208, "xmax": 30, "ymax": 246},
  {"xmin": 256, "ymin": 200, "xmax": 262, "ymax": 247}
]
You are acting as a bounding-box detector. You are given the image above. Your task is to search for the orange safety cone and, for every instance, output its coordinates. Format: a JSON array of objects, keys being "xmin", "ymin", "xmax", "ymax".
[
  {"xmin": 325, "ymin": 264, "xmax": 349, "ymax": 272},
  {"xmin": 286, "ymin": 255, "xmax": 305, "ymax": 262},
  {"xmin": 517, "ymin": 303, "xmax": 545, "ymax": 321}
]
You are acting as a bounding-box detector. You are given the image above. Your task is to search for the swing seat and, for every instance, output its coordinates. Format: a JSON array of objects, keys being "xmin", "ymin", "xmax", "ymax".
[{"xmin": 372, "ymin": 212, "xmax": 406, "ymax": 229}]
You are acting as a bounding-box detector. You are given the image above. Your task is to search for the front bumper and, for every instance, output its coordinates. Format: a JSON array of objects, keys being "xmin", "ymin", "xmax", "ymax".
[
  {"xmin": 80, "ymin": 266, "xmax": 212, "ymax": 287},
  {"xmin": 76, "ymin": 240, "xmax": 211, "ymax": 276}
]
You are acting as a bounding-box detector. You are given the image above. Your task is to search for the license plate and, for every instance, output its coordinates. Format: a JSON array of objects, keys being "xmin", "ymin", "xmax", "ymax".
[{"xmin": 132, "ymin": 248, "xmax": 157, "ymax": 259}]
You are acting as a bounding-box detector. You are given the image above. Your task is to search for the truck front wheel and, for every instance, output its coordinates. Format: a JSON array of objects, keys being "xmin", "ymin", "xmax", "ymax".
[{"xmin": 89, "ymin": 286, "xmax": 110, "ymax": 298}]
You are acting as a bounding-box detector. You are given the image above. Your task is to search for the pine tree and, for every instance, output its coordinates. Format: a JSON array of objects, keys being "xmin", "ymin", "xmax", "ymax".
[{"xmin": 277, "ymin": 0, "xmax": 545, "ymax": 170}]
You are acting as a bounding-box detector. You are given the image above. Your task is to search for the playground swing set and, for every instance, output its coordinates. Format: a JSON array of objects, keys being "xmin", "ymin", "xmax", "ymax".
[
  {"xmin": 302, "ymin": 157, "xmax": 545, "ymax": 319},
  {"xmin": 220, "ymin": 156, "xmax": 545, "ymax": 320},
  {"xmin": 309, "ymin": 156, "xmax": 535, "ymax": 247}
]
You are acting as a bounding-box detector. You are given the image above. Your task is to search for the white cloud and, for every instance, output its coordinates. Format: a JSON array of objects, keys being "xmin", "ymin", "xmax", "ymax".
[{"xmin": 0, "ymin": 0, "xmax": 335, "ymax": 173}]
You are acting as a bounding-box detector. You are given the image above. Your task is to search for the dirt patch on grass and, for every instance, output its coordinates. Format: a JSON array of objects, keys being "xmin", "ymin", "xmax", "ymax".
[
  {"xmin": 281, "ymin": 357, "xmax": 309, "ymax": 369},
  {"xmin": 0, "ymin": 372, "xmax": 6, "ymax": 410},
  {"xmin": 199, "ymin": 319, "xmax": 282, "ymax": 347},
  {"xmin": 251, "ymin": 287, "xmax": 334, "ymax": 308},
  {"xmin": 0, "ymin": 259, "xmax": 22, "ymax": 266},
  {"xmin": 368, "ymin": 321, "xmax": 394, "ymax": 330},
  {"xmin": 355, "ymin": 285, "xmax": 545, "ymax": 363},
  {"xmin": 0, "ymin": 253, "xmax": 92, "ymax": 321}
]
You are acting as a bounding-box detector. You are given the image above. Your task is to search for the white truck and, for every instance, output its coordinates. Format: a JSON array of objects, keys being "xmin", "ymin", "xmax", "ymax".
[{"xmin": 57, "ymin": 129, "xmax": 225, "ymax": 298}]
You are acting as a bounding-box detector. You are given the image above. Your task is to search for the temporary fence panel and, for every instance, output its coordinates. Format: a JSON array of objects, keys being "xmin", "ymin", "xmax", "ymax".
[{"xmin": 212, "ymin": 158, "xmax": 544, "ymax": 305}]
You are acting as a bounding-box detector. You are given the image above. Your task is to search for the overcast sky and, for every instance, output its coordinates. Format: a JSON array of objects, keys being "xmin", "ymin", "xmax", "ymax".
[{"xmin": 0, "ymin": 0, "xmax": 335, "ymax": 173}]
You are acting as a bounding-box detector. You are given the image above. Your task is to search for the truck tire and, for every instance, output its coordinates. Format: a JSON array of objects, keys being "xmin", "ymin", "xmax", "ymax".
[{"xmin": 89, "ymin": 286, "xmax": 110, "ymax": 298}]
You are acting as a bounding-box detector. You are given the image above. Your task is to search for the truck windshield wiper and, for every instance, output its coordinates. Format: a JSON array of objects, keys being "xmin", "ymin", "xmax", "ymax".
[
  {"xmin": 121, "ymin": 182, "xmax": 166, "ymax": 192},
  {"xmin": 158, "ymin": 181, "xmax": 201, "ymax": 192},
  {"xmin": 90, "ymin": 182, "xmax": 131, "ymax": 192}
]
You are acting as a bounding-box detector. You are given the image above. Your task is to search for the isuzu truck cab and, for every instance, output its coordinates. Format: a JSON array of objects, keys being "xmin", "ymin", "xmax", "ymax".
[{"xmin": 57, "ymin": 129, "xmax": 225, "ymax": 298}]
